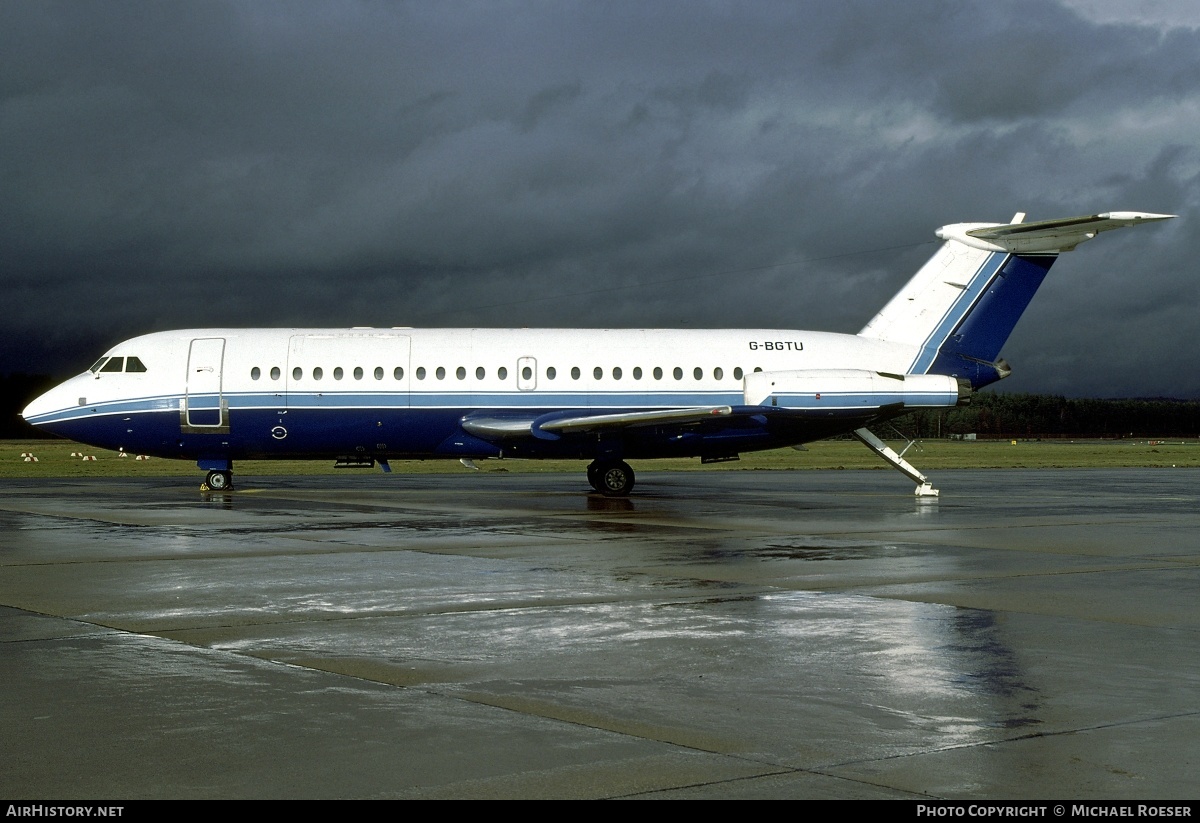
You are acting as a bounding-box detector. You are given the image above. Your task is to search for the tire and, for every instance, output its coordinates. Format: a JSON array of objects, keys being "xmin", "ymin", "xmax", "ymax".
[
  {"xmin": 206, "ymin": 470, "xmax": 232, "ymax": 491},
  {"xmin": 597, "ymin": 461, "xmax": 634, "ymax": 497}
]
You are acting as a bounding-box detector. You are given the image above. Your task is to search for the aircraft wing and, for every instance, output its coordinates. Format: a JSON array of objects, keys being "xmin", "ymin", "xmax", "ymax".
[
  {"xmin": 539, "ymin": 405, "xmax": 733, "ymax": 433},
  {"xmin": 462, "ymin": 406, "xmax": 733, "ymax": 440}
]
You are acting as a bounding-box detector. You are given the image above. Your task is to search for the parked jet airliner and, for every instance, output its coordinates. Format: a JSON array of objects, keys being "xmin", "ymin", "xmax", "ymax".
[{"xmin": 22, "ymin": 211, "xmax": 1173, "ymax": 496}]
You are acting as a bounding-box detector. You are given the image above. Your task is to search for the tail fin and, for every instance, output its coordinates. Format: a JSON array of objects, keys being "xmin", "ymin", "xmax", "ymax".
[{"xmin": 858, "ymin": 211, "xmax": 1174, "ymax": 388}]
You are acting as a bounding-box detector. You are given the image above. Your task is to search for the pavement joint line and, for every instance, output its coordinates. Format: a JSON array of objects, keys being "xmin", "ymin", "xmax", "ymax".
[
  {"xmin": 818, "ymin": 707, "xmax": 1200, "ymax": 771},
  {"xmin": 614, "ymin": 766, "xmax": 933, "ymax": 800}
]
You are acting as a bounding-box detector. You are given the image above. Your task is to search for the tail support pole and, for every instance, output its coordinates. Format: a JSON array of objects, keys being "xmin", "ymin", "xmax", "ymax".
[{"xmin": 852, "ymin": 427, "xmax": 939, "ymax": 497}]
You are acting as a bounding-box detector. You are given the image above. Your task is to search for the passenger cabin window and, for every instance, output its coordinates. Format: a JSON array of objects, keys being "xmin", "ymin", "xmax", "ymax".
[
  {"xmin": 733, "ymin": 367, "xmax": 743, "ymax": 380},
  {"xmin": 313, "ymin": 367, "xmax": 324, "ymax": 380},
  {"xmin": 394, "ymin": 367, "xmax": 404, "ymax": 380},
  {"xmin": 251, "ymin": 367, "xmax": 261, "ymax": 380},
  {"xmin": 354, "ymin": 367, "xmax": 363, "ymax": 380},
  {"xmin": 271, "ymin": 367, "xmax": 281, "ymax": 380},
  {"xmin": 334, "ymin": 367, "xmax": 343, "ymax": 380},
  {"xmin": 476, "ymin": 367, "xmax": 485, "ymax": 380},
  {"xmin": 374, "ymin": 367, "xmax": 384, "ymax": 380},
  {"xmin": 498, "ymin": 366, "xmax": 508, "ymax": 380},
  {"xmin": 293, "ymin": 367, "xmax": 302, "ymax": 380}
]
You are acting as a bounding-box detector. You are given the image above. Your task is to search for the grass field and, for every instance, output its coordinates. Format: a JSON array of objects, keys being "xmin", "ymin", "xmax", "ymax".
[{"xmin": 4, "ymin": 437, "xmax": 1199, "ymax": 478}]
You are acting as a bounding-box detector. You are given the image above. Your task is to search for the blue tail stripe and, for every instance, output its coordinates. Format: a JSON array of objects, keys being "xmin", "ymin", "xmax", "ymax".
[
  {"xmin": 943, "ymin": 254, "xmax": 1056, "ymax": 363},
  {"xmin": 909, "ymin": 251, "xmax": 1010, "ymax": 373},
  {"xmin": 924, "ymin": 254, "xmax": 1058, "ymax": 388}
]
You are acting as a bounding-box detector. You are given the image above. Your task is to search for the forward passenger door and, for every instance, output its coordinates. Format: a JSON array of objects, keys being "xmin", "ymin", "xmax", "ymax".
[{"xmin": 183, "ymin": 337, "xmax": 227, "ymax": 432}]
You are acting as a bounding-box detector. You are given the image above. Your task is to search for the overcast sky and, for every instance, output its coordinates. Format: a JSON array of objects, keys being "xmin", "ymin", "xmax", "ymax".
[{"xmin": 3, "ymin": 0, "xmax": 1197, "ymax": 397}]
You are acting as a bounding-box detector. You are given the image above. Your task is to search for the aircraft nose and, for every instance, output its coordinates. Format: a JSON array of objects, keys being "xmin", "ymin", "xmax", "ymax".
[
  {"xmin": 21, "ymin": 379, "xmax": 78, "ymax": 428},
  {"xmin": 22, "ymin": 389, "xmax": 56, "ymax": 426}
]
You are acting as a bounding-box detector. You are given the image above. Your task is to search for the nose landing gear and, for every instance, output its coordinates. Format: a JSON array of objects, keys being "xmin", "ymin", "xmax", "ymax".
[{"xmin": 202, "ymin": 469, "xmax": 233, "ymax": 491}]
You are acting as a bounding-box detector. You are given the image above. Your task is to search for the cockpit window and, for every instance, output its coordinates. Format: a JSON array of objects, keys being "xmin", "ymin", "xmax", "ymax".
[
  {"xmin": 125, "ymin": 357, "xmax": 147, "ymax": 373},
  {"xmin": 100, "ymin": 357, "xmax": 124, "ymax": 373},
  {"xmin": 89, "ymin": 358, "xmax": 108, "ymax": 373}
]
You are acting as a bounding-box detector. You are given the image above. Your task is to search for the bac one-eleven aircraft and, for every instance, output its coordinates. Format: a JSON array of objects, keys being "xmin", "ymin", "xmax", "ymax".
[{"xmin": 23, "ymin": 210, "xmax": 1173, "ymax": 496}]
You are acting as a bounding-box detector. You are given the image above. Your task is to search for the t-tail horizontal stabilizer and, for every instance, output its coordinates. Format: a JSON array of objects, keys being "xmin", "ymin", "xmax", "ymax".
[
  {"xmin": 859, "ymin": 210, "xmax": 1175, "ymax": 390},
  {"xmin": 942, "ymin": 211, "xmax": 1176, "ymax": 254}
]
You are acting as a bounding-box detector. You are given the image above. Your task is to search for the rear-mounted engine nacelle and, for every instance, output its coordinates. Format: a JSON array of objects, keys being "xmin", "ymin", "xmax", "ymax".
[{"xmin": 743, "ymin": 369, "xmax": 968, "ymax": 411}]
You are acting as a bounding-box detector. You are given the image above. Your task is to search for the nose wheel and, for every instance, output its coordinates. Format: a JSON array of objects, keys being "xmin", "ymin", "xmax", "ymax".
[
  {"xmin": 587, "ymin": 459, "xmax": 635, "ymax": 496},
  {"xmin": 203, "ymin": 469, "xmax": 233, "ymax": 491}
]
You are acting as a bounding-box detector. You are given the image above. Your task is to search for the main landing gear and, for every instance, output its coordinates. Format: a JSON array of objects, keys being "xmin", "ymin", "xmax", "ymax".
[
  {"xmin": 202, "ymin": 469, "xmax": 233, "ymax": 492},
  {"xmin": 587, "ymin": 459, "xmax": 635, "ymax": 497}
]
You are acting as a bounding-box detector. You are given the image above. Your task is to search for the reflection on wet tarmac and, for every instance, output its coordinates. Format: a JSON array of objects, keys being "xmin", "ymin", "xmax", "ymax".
[{"xmin": 585, "ymin": 495, "xmax": 636, "ymax": 514}]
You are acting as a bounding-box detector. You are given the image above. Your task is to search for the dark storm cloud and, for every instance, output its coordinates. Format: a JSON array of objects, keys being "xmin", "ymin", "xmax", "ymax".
[{"xmin": 2, "ymin": 0, "xmax": 1198, "ymax": 397}]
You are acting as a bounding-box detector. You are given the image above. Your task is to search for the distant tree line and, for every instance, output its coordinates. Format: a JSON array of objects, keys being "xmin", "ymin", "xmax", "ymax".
[
  {"xmin": 4, "ymin": 373, "xmax": 1199, "ymax": 440},
  {"xmin": 902, "ymin": 392, "xmax": 1200, "ymax": 439}
]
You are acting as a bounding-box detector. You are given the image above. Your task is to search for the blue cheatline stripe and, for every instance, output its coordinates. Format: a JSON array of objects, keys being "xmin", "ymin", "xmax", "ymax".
[
  {"xmin": 24, "ymin": 392, "xmax": 183, "ymax": 425},
  {"xmin": 267, "ymin": 390, "xmax": 744, "ymax": 408},
  {"xmin": 909, "ymin": 251, "xmax": 1010, "ymax": 373}
]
